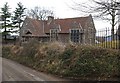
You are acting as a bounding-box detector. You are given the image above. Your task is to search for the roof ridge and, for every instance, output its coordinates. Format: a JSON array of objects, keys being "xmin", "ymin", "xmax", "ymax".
[
  {"xmin": 26, "ymin": 17, "xmax": 43, "ymax": 22},
  {"xmin": 25, "ymin": 15, "xmax": 90, "ymax": 22},
  {"xmin": 55, "ymin": 16, "xmax": 89, "ymax": 20}
]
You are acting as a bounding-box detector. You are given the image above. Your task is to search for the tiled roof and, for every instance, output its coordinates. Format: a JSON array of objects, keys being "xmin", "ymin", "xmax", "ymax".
[
  {"xmin": 22, "ymin": 15, "xmax": 92, "ymax": 36},
  {"xmin": 44, "ymin": 16, "xmax": 89, "ymax": 33},
  {"xmin": 22, "ymin": 17, "xmax": 48, "ymax": 37}
]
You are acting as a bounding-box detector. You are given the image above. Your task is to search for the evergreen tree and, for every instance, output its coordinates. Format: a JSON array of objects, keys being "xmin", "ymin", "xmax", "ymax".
[
  {"xmin": 12, "ymin": 2, "xmax": 26, "ymax": 34},
  {"xmin": 0, "ymin": 2, "xmax": 12, "ymax": 42}
]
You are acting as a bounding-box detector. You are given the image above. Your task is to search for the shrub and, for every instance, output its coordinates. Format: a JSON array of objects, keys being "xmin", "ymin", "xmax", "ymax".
[
  {"xmin": 21, "ymin": 40, "xmax": 39, "ymax": 58},
  {"xmin": 52, "ymin": 45, "xmax": 119, "ymax": 79},
  {"xmin": 2, "ymin": 42, "xmax": 120, "ymax": 80},
  {"xmin": 2, "ymin": 46, "xmax": 11, "ymax": 58},
  {"xmin": 37, "ymin": 42, "xmax": 65, "ymax": 73}
]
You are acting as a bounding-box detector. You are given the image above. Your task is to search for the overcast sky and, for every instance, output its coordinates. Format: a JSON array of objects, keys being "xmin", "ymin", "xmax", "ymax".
[{"xmin": 0, "ymin": 0, "xmax": 111, "ymax": 30}]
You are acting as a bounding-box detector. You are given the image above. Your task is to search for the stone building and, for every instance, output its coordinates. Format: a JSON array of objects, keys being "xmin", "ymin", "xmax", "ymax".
[{"xmin": 20, "ymin": 15, "xmax": 96, "ymax": 44}]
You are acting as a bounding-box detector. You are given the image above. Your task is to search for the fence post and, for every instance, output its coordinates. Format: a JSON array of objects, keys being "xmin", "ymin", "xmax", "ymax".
[{"xmin": 118, "ymin": 26, "xmax": 120, "ymax": 49}]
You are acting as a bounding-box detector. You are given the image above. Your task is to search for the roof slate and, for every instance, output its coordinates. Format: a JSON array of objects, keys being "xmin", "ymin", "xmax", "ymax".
[
  {"xmin": 23, "ymin": 17, "xmax": 48, "ymax": 37},
  {"xmin": 44, "ymin": 16, "xmax": 89, "ymax": 33},
  {"xmin": 22, "ymin": 15, "xmax": 91, "ymax": 36}
]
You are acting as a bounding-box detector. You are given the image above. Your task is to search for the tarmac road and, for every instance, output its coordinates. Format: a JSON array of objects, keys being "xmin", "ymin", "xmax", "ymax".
[
  {"xmin": 1, "ymin": 58, "xmax": 119, "ymax": 83},
  {"xmin": 2, "ymin": 57, "xmax": 68, "ymax": 82}
]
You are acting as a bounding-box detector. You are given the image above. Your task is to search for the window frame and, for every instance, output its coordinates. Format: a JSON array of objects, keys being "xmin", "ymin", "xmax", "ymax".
[
  {"xmin": 70, "ymin": 29, "xmax": 83, "ymax": 43},
  {"xmin": 50, "ymin": 29, "xmax": 59, "ymax": 41}
]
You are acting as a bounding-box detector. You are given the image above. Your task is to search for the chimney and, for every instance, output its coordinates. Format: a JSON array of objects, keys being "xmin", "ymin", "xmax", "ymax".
[{"xmin": 47, "ymin": 16, "xmax": 54, "ymax": 24}]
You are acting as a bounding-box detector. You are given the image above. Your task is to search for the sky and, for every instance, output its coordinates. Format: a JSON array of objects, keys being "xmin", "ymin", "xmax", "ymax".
[{"xmin": 0, "ymin": 0, "xmax": 111, "ymax": 30}]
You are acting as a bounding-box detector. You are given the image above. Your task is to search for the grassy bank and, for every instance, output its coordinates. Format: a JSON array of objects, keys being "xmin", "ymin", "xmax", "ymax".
[{"xmin": 2, "ymin": 41, "xmax": 120, "ymax": 80}]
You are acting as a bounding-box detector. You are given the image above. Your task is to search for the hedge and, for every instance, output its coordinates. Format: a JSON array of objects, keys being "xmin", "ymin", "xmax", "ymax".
[{"xmin": 2, "ymin": 42, "xmax": 120, "ymax": 80}]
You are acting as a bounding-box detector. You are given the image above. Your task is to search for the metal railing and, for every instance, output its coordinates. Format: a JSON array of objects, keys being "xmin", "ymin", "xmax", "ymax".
[{"xmin": 95, "ymin": 27, "xmax": 120, "ymax": 50}]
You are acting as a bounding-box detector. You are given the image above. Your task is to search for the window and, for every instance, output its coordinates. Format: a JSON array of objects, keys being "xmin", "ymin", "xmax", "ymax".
[
  {"xmin": 50, "ymin": 29, "xmax": 58, "ymax": 41},
  {"xmin": 24, "ymin": 30, "xmax": 32, "ymax": 35},
  {"xmin": 70, "ymin": 29, "xmax": 83, "ymax": 43}
]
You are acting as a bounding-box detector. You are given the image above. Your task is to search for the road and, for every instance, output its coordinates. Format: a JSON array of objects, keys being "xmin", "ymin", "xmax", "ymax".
[{"xmin": 2, "ymin": 57, "xmax": 69, "ymax": 82}]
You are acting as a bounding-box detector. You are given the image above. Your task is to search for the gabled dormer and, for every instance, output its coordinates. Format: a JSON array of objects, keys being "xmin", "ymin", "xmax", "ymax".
[
  {"xmin": 70, "ymin": 21, "xmax": 84, "ymax": 43},
  {"xmin": 49, "ymin": 23, "xmax": 60, "ymax": 41}
]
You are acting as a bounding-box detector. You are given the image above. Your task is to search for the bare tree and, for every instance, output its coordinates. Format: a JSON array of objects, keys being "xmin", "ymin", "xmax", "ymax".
[
  {"xmin": 72, "ymin": 0, "xmax": 120, "ymax": 40},
  {"xmin": 26, "ymin": 6, "xmax": 54, "ymax": 20}
]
